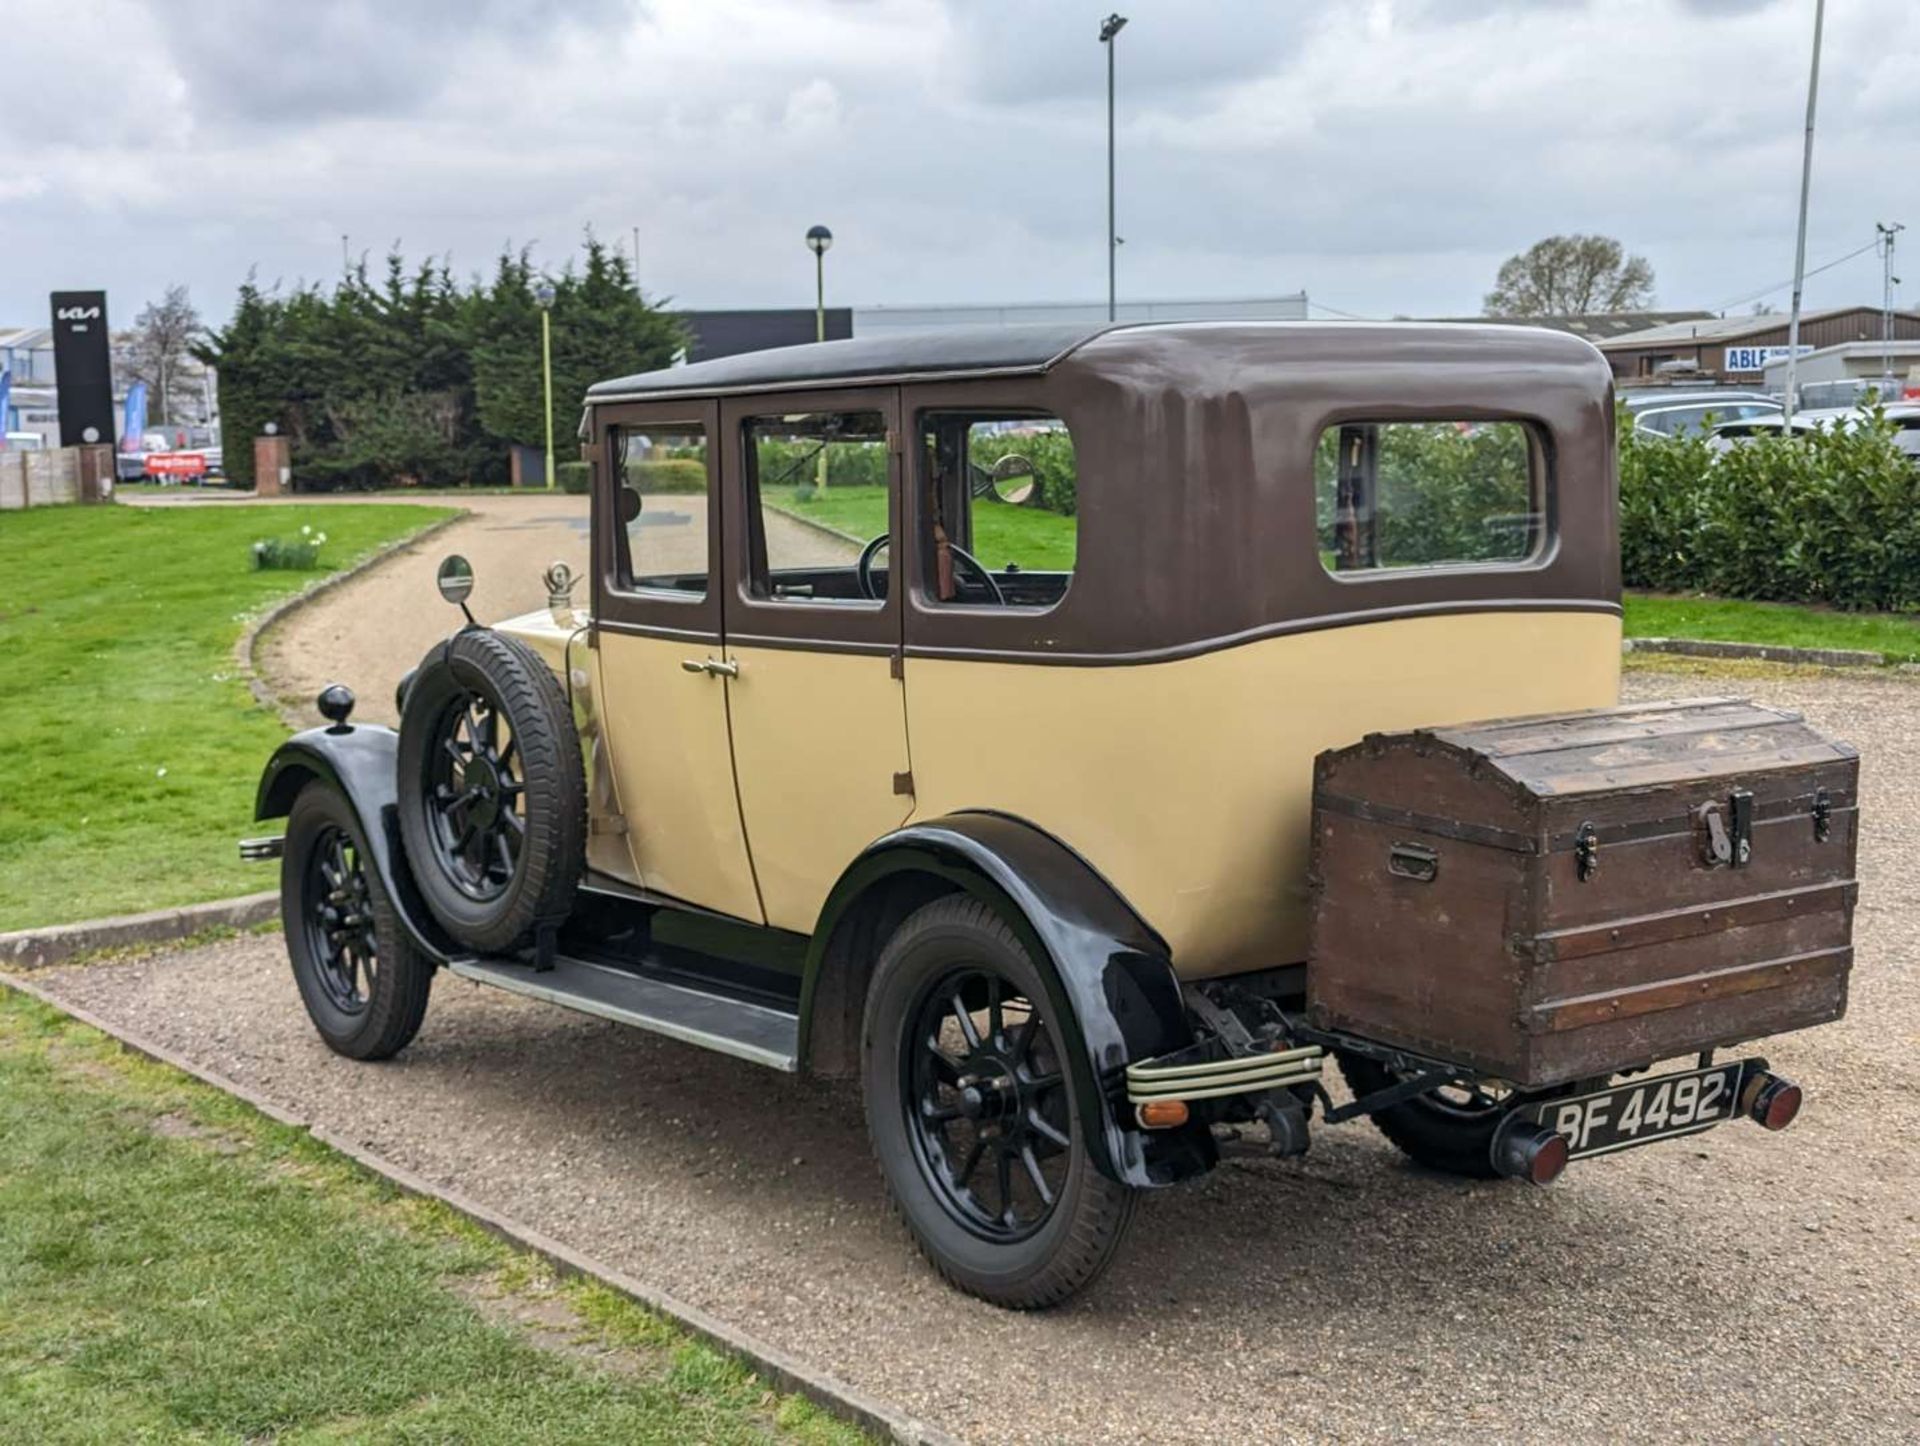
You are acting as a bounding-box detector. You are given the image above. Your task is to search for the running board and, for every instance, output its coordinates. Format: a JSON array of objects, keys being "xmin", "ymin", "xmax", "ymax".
[{"xmin": 448, "ymin": 955, "xmax": 799, "ymax": 1071}]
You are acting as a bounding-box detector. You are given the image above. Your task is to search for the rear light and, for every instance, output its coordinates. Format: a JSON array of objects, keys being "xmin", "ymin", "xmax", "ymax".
[
  {"xmin": 1491, "ymin": 1120, "xmax": 1570, "ymax": 1186},
  {"xmin": 1743, "ymin": 1071, "xmax": 1803, "ymax": 1132},
  {"xmin": 1136, "ymin": 1099, "xmax": 1190, "ymax": 1130}
]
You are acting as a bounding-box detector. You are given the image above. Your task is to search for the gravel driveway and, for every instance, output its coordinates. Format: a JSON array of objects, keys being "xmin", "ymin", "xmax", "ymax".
[
  {"xmin": 256, "ymin": 493, "xmax": 855, "ymax": 727},
  {"xmin": 26, "ymin": 665, "xmax": 1919, "ymax": 1444}
]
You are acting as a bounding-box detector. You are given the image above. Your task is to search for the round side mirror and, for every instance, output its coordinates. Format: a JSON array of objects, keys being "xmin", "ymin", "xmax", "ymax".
[
  {"xmin": 988, "ymin": 453, "xmax": 1037, "ymax": 505},
  {"xmin": 436, "ymin": 554, "xmax": 475, "ymax": 606},
  {"xmin": 619, "ymin": 486, "xmax": 642, "ymax": 526}
]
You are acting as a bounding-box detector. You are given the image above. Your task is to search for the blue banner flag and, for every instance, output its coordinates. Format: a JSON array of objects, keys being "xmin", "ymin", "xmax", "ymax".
[{"xmin": 121, "ymin": 381, "xmax": 148, "ymax": 451}]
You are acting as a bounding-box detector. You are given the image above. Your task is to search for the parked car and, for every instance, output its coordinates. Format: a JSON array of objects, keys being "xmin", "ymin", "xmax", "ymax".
[
  {"xmin": 244, "ymin": 324, "xmax": 1857, "ymax": 1308},
  {"xmin": 115, "ymin": 427, "xmax": 177, "ymax": 482},
  {"xmin": 2, "ymin": 431, "xmax": 45, "ymax": 451},
  {"xmin": 1630, "ymin": 395, "xmax": 1783, "ymax": 437}
]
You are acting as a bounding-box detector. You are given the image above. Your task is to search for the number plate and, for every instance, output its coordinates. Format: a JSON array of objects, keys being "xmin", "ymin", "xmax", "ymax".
[{"xmin": 1522, "ymin": 1061, "xmax": 1744, "ymax": 1160}]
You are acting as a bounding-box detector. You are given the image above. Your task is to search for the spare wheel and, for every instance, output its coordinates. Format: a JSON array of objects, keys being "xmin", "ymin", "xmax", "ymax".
[{"xmin": 395, "ymin": 629, "xmax": 585, "ymax": 953}]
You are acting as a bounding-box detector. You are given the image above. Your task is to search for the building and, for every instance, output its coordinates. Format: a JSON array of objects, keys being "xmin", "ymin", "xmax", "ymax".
[
  {"xmin": 1430, "ymin": 309, "xmax": 1714, "ymax": 342},
  {"xmin": 1597, "ymin": 306, "xmax": 1920, "ymax": 387},
  {"xmin": 1761, "ymin": 339, "xmax": 1920, "ymax": 406},
  {"xmin": 1, "ymin": 326, "xmax": 60, "ymax": 443},
  {"xmin": 676, "ymin": 293, "xmax": 1311, "ymax": 363},
  {"xmin": 0, "ymin": 320, "xmax": 217, "ymax": 446}
]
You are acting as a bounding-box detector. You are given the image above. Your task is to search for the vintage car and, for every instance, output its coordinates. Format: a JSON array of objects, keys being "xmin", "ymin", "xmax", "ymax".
[{"xmin": 244, "ymin": 323, "xmax": 1858, "ymax": 1308}]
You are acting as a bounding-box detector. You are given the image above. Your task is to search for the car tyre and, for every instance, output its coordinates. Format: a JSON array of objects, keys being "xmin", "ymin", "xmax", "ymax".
[
  {"xmin": 862, "ymin": 895, "xmax": 1137, "ymax": 1309},
  {"xmin": 281, "ymin": 782, "xmax": 433, "ymax": 1060},
  {"xmin": 396, "ymin": 629, "xmax": 585, "ymax": 954}
]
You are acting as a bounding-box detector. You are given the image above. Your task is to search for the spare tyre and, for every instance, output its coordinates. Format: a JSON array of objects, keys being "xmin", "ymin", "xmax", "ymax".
[{"xmin": 396, "ymin": 629, "xmax": 585, "ymax": 954}]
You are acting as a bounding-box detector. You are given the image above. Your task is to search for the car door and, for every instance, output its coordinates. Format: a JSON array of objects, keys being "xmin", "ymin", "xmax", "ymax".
[
  {"xmin": 718, "ymin": 388, "xmax": 913, "ymax": 934},
  {"xmin": 590, "ymin": 400, "xmax": 763, "ymax": 922}
]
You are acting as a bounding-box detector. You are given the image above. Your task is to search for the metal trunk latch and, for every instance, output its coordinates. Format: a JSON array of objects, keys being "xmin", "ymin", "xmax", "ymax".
[
  {"xmin": 1574, "ymin": 821, "xmax": 1599, "ymax": 882},
  {"xmin": 1812, "ymin": 786, "xmax": 1832, "ymax": 842},
  {"xmin": 1698, "ymin": 789, "xmax": 1755, "ymax": 868}
]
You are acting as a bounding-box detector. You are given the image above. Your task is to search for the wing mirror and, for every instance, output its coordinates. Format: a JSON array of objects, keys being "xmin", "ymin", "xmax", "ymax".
[
  {"xmin": 436, "ymin": 554, "xmax": 477, "ymax": 625},
  {"xmin": 988, "ymin": 453, "xmax": 1037, "ymax": 505},
  {"xmin": 436, "ymin": 554, "xmax": 475, "ymax": 605}
]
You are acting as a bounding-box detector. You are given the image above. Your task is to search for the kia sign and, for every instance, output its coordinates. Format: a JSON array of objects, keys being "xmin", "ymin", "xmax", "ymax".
[
  {"xmin": 50, "ymin": 290, "xmax": 116, "ymax": 448},
  {"xmin": 145, "ymin": 452, "xmax": 208, "ymax": 480},
  {"xmin": 1725, "ymin": 344, "xmax": 1812, "ymax": 373}
]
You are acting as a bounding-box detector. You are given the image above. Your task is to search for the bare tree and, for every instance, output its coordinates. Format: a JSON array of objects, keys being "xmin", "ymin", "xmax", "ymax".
[
  {"xmin": 126, "ymin": 284, "xmax": 203, "ymax": 426},
  {"xmin": 1482, "ymin": 235, "xmax": 1656, "ymax": 317}
]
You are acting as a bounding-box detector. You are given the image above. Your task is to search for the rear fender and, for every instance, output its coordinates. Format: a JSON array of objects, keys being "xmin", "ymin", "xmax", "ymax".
[
  {"xmin": 802, "ymin": 811, "xmax": 1216, "ymax": 1188},
  {"xmin": 255, "ymin": 725, "xmax": 458, "ymax": 963}
]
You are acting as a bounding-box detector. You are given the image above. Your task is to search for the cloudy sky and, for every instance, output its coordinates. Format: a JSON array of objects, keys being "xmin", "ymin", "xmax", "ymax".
[{"xmin": 3, "ymin": 0, "xmax": 1916, "ymax": 331}]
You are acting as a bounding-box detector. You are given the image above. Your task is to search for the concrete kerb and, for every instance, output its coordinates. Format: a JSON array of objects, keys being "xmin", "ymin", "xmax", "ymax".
[
  {"xmin": 1624, "ymin": 636, "xmax": 1890, "ymax": 668},
  {"xmin": 0, "ymin": 967, "xmax": 960, "ymax": 1446},
  {"xmin": 762, "ymin": 501, "xmax": 868, "ymax": 549},
  {"xmin": 0, "ymin": 892, "xmax": 280, "ymax": 970},
  {"xmin": 237, "ymin": 510, "xmax": 467, "ymax": 727}
]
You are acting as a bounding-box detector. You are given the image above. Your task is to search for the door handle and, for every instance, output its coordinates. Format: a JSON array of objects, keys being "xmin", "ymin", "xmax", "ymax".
[{"xmin": 680, "ymin": 657, "xmax": 739, "ymax": 678}]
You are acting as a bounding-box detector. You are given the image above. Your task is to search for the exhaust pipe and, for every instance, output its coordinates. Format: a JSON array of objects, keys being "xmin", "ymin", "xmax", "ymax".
[{"xmin": 1490, "ymin": 1119, "xmax": 1570, "ymax": 1186}]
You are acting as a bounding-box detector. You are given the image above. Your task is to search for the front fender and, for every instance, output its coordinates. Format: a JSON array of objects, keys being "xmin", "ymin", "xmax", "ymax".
[
  {"xmin": 803, "ymin": 811, "xmax": 1216, "ymax": 1188},
  {"xmin": 255, "ymin": 725, "xmax": 458, "ymax": 963}
]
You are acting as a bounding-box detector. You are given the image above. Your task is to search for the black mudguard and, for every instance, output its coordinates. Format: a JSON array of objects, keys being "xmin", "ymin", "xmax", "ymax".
[
  {"xmin": 255, "ymin": 724, "xmax": 459, "ymax": 963},
  {"xmin": 803, "ymin": 811, "xmax": 1217, "ymax": 1188}
]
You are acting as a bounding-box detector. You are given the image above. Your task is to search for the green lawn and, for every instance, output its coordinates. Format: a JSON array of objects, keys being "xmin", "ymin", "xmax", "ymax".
[
  {"xmin": 763, "ymin": 485, "xmax": 1079, "ymax": 572},
  {"xmin": 1624, "ymin": 591, "xmax": 1920, "ymax": 663},
  {"xmin": 0, "ymin": 989, "xmax": 863, "ymax": 1444},
  {"xmin": 0, "ymin": 503, "xmax": 455, "ymax": 931}
]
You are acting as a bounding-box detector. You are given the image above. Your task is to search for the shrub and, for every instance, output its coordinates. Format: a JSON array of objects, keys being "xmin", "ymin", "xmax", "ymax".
[
  {"xmin": 251, "ymin": 526, "xmax": 326, "ymax": 571},
  {"xmin": 556, "ymin": 461, "xmax": 590, "ymax": 494},
  {"xmin": 1618, "ymin": 406, "xmax": 1920, "ymax": 611},
  {"xmin": 625, "ymin": 458, "xmax": 708, "ymax": 493}
]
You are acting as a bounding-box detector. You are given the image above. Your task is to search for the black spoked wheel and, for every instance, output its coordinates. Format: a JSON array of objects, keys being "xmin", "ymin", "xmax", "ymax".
[
  {"xmin": 300, "ymin": 823, "xmax": 380, "ymax": 1014},
  {"xmin": 1337, "ymin": 1052, "xmax": 1567, "ymax": 1179},
  {"xmin": 396, "ymin": 629, "xmax": 585, "ymax": 954},
  {"xmin": 422, "ymin": 689, "xmax": 526, "ymax": 903},
  {"xmin": 864, "ymin": 895, "xmax": 1137, "ymax": 1309},
  {"xmin": 905, "ymin": 965, "xmax": 1072, "ymax": 1244},
  {"xmin": 282, "ymin": 783, "xmax": 433, "ymax": 1061}
]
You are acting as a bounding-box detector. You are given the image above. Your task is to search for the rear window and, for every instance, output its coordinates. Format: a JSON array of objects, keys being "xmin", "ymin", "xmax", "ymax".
[{"xmin": 1315, "ymin": 419, "xmax": 1544, "ymax": 575}]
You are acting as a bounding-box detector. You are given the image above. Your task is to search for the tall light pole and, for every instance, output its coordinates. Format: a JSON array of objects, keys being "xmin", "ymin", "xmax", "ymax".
[
  {"xmin": 534, "ymin": 280, "xmax": 557, "ymax": 491},
  {"xmin": 1781, "ymin": 0, "xmax": 1825, "ymax": 421},
  {"xmin": 1877, "ymin": 221, "xmax": 1905, "ymax": 395},
  {"xmin": 1100, "ymin": 14, "xmax": 1128, "ymax": 323},
  {"xmin": 805, "ymin": 226, "xmax": 834, "ymax": 492},
  {"xmin": 806, "ymin": 225, "xmax": 833, "ymax": 342}
]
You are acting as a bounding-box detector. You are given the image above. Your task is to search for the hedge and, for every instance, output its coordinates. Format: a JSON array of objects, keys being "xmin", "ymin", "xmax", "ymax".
[{"xmin": 1619, "ymin": 407, "xmax": 1920, "ymax": 611}]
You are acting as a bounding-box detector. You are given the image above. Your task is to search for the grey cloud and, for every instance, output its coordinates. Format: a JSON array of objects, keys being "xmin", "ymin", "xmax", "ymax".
[{"xmin": 153, "ymin": 0, "xmax": 641, "ymax": 125}]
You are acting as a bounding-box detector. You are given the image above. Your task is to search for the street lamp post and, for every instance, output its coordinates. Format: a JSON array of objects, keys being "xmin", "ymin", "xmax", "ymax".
[
  {"xmin": 534, "ymin": 280, "xmax": 557, "ymax": 492},
  {"xmin": 1781, "ymin": 0, "xmax": 1825, "ymax": 423},
  {"xmin": 1877, "ymin": 221, "xmax": 1905, "ymax": 394},
  {"xmin": 1099, "ymin": 13, "xmax": 1128, "ymax": 323},
  {"xmin": 806, "ymin": 225, "xmax": 833, "ymax": 342},
  {"xmin": 806, "ymin": 225, "xmax": 833, "ymax": 491}
]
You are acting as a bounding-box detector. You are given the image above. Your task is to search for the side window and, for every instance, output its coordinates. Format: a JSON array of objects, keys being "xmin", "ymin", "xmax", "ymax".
[
  {"xmin": 1315, "ymin": 419, "xmax": 1544, "ymax": 574},
  {"xmin": 917, "ymin": 411, "xmax": 1078, "ymax": 609},
  {"xmin": 742, "ymin": 410, "xmax": 889, "ymax": 604},
  {"xmin": 614, "ymin": 423, "xmax": 709, "ymax": 597}
]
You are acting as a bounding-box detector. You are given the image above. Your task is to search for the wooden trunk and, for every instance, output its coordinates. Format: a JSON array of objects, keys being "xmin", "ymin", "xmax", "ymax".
[{"xmin": 1305, "ymin": 698, "xmax": 1858, "ymax": 1087}]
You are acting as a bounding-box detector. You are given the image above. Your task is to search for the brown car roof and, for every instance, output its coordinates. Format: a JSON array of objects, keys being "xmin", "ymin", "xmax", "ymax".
[{"xmin": 586, "ymin": 322, "xmax": 1118, "ymax": 402}]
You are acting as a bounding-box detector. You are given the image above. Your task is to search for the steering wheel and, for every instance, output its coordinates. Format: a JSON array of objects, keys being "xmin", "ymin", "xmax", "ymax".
[{"xmin": 857, "ymin": 533, "xmax": 1005, "ymax": 606}]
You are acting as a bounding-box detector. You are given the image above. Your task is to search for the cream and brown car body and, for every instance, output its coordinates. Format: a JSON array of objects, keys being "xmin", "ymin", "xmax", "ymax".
[{"xmin": 251, "ymin": 321, "xmax": 1849, "ymax": 1306}]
